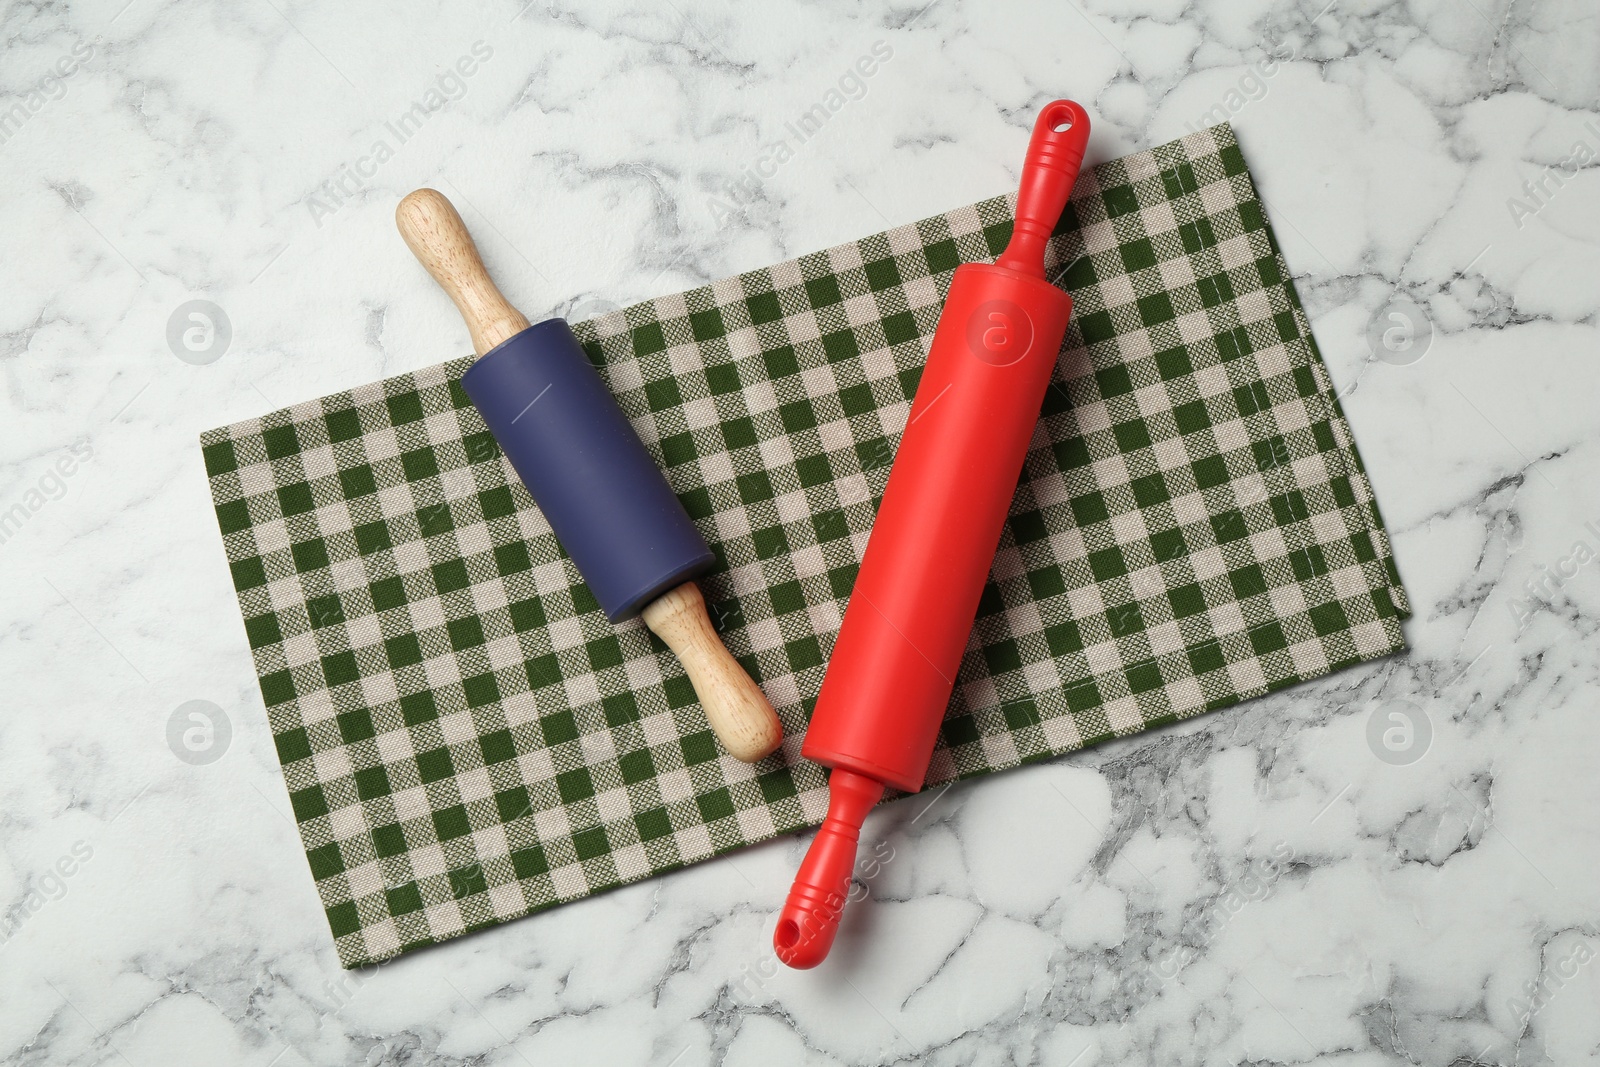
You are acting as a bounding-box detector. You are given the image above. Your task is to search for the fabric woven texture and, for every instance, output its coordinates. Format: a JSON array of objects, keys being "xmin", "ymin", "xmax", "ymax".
[{"xmin": 201, "ymin": 122, "xmax": 1409, "ymax": 968}]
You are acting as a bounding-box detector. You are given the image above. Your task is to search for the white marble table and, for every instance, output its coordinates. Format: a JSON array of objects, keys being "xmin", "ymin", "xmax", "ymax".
[{"xmin": 4, "ymin": 0, "xmax": 1598, "ymax": 1062}]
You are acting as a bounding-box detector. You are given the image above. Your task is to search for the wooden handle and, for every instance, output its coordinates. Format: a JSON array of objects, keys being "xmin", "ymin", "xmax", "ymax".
[
  {"xmin": 396, "ymin": 188, "xmax": 530, "ymax": 355},
  {"xmin": 642, "ymin": 583, "xmax": 783, "ymax": 763}
]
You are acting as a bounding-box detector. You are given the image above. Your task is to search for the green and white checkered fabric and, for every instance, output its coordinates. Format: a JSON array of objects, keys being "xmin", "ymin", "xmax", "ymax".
[{"xmin": 201, "ymin": 122, "xmax": 1408, "ymax": 968}]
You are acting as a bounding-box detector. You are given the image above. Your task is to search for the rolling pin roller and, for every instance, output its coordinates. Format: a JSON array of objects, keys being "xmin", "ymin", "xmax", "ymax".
[
  {"xmin": 396, "ymin": 190, "xmax": 782, "ymax": 762},
  {"xmin": 775, "ymin": 100, "xmax": 1091, "ymax": 966}
]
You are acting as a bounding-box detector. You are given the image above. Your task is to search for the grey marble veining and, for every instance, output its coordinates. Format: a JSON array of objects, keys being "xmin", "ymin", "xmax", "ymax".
[{"xmin": 3, "ymin": 0, "xmax": 1598, "ymax": 1063}]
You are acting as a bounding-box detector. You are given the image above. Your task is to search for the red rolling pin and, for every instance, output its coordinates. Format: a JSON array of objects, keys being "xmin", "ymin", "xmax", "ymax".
[{"xmin": 774, "ymin": 100, "xmax": 1091, "ymax": 968}]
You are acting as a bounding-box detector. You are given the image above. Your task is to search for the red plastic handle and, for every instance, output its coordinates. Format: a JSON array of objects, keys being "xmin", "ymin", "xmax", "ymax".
[
  {"xmin": 773, "ymin": 769, "xmax": 884, "ymax": 969},
  {"xmin": 996, "ymin": 100, "xmax": 1090, "ymax": 277}
]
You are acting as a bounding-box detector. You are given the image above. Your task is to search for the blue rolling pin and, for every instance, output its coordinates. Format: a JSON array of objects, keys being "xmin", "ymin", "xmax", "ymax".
[{"xmin": 396, "ymin": 190, "xmax": 782, "ymax": 762}]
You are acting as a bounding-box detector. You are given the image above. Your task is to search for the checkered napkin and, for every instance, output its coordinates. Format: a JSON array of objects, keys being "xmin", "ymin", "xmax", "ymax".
[{"xmin": 201, "ymin": 122, "xmax": 1408, "ymax": 968}]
